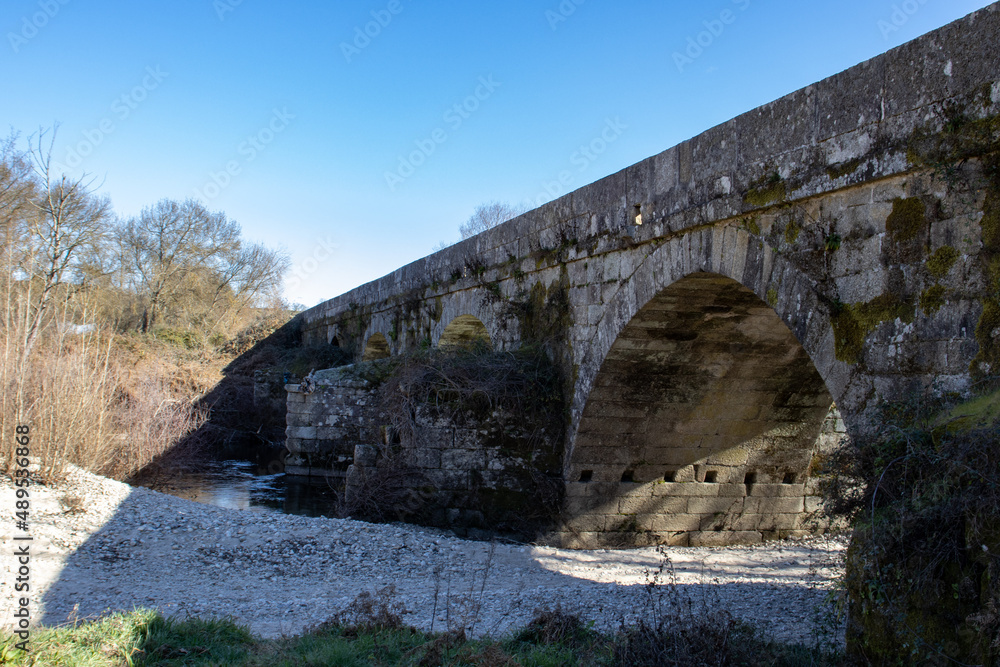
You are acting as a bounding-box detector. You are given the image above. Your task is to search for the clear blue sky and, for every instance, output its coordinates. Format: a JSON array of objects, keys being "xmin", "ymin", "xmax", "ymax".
[{"xmin": 2, "ymin": 0, "xmax": 994, "ymax": 307}]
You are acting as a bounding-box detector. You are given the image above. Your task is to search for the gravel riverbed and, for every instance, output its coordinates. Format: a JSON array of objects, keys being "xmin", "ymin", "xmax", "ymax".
[{"xmin": 1, "ymin": 465, "xmax": 847, "ymax": 645}]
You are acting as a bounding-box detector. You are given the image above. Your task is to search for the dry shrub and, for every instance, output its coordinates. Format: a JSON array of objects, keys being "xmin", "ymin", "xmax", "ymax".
[
  {"xmin": 515, "ymin": 605, "xmax": 589, "ymax": 646},
  {"xmin": 370, "ymin": 343, "xmax": 563, "ymax": 451},
  {"xmin": 0, "ymin": 311, "xmax": 209, "ymax": 482},
  {"xmin": 340, "ymin": 454, "xmax": 431, "ymax": 523},
  {"xmin": 324, "ymin": 585, "xmax": 407, "ymax": 633}
]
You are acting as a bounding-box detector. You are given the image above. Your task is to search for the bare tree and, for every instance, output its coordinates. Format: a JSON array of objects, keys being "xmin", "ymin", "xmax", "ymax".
[
  {"xmin": 21, "ymin": 129, "xmax": 113, "ymax": 353},
  {"xmin": 119, "ymin": 198, "xmax": 289, "ymax": 332},
  {"xmin": 0, "ymin": 132, "xmax": 36, "ymax": 244},
  {"xmin": 458, "ymin": 201, "xmax": 527, "ymax": 240}
]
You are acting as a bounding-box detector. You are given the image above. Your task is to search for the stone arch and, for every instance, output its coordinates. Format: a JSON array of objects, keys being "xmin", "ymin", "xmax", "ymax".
[
  {"xmin": 438, "ymin": 314, "xmax": 492, "ymax": 350},
  {"xmin": 561, "ymin": 229, "xmax": 854, "ymax": 548},
  {"xmin": 570, "ymin": 228, "xmax": 852, "ymax": 439},
  {"xmin": 362, "ymin": 332, "xmax": 391, "ymax": 361}
]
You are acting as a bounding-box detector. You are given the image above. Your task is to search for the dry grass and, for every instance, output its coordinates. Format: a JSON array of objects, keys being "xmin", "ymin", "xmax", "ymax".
[{"xmin": 0, "ymin": 289, "xmax": 213, "ymax": 482}]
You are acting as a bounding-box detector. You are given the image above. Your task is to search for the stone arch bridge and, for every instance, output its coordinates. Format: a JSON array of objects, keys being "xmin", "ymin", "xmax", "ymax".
[{"xmin": 290, "ymin": 5, "xmax": 1000, "ymax": 547}]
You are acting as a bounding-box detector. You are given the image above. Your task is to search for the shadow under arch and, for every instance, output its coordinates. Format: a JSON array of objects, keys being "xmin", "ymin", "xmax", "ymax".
[
  {"xmin": 438, "ymin": 314, "xmax": 492, "ymax": 350},
  {"xmin": 562, "ymin": 269, "xmax": 847, "ymax": 549},
  {"xmin": 362, "ymin": 332, "xmax": 391, "ymax": 360}
]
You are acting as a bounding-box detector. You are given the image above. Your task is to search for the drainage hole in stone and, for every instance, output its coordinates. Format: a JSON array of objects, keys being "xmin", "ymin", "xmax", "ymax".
[
  {"xmin": 704, "ymin": 471, "xmax": 718, "ymax": 483},
  {"xmin": 620, "ymin": 469, "xmax": 635, "ymax": 483},
  {"xmin": 663, "ymin": 470, "xmax": 676, "ymax": 483},
  {"xmin": 579, "ymin": 470, "xmax": 593, "ymax": 483},
  {"xmin": 782, "ymin": 472, "xmax": 797, "ymax": 484}
]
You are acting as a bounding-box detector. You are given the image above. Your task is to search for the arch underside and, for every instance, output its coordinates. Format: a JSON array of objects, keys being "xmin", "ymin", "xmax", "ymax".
[
  {"xmin": 439, "ymin": 314, "xmax": 492, "ymax": 350},
  {"xmin": 363, "ymin": 333, "xmax": 390, "ymax": 361},
  {"xmin": 563, "ymin": 272, "xmax": 841, "ymax": 548}
]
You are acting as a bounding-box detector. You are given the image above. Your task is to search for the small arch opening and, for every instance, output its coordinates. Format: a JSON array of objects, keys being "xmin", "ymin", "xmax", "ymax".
[
  {"xmin": 362, "ymin": 333, "xmax": 390, "ymax": 361},
  {"xmin": 439, "ymin": 314, "xmax": 492, "ymax": 351},
  {"xmin": 704, "ymin": 470, "xmax": 718, "ymax": 484},
  {"xmin": 620, "ymin": 469, "xmax": 635, "ymax": 483}
]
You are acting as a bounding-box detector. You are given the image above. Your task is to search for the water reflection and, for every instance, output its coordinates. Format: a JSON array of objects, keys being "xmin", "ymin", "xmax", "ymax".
[{"xmin": 142, "ymin": 459, "xmax": 343, "ymax": 518}]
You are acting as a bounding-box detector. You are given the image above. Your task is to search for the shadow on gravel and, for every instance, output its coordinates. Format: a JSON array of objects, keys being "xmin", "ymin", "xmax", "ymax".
[{"xmin": 37, "ymin": 486, "xmax": 845, "ymax": 649}]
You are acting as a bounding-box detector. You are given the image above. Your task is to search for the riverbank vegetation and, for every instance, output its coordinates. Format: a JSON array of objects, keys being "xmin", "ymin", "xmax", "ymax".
[
  {"xmin": 822, "ymin": 384, "xmax": 1000, "ymax": 664},
  {"xmin": 1, "ymin": 600, "xmax": 843, "ymax": 667},
  {"xmin": 0, "ymin": 129, "xmax": 292, "ymax": 483}
]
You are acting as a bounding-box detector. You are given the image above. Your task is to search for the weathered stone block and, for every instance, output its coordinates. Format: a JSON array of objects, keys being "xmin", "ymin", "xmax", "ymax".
[
  {"xmin": 441, "ymin": 449, "xmax": 486, "ymax": 470},
  {"xmin": 287, "ymin": 426, "xmax": 317, "ymax": 440},
  {"xmin": 652, "ymin": 482, "xmax": 719, "ymax": 498},
  {"xmin": 565, "ymin": 514, "xmax": 609, "ymax": 532},
  {"xmin": 619, "ymin": 495, "xmax": 686, "ymax": 515},
  {"xmin": 690, "ymin": 531, "xmax": 762, "ymax": 547},
  {"xmin": 650, "ymin": 514, "xmax": 703, "ymax": 532},
  {"xmin": 744, "ymin": 497, "xmax": 805, "ymax": 514},
  {"xmin": 687, "ymin": 497, "xmax": 743, "ymax": 515},
  {"xmin": 354, "ymin": 444, "xmax": 376, "ymax": 467}
]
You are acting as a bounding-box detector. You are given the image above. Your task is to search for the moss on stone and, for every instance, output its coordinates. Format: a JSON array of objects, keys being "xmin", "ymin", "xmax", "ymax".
[
  {"xmin": 831, "ymin": 293, "xmax": 916, "ymax": 364},
  {"xmin": 925, "ymin": 245, "xmax": 960, "ymax": 278},
  {"xmin": 825, "ymin": 158, "xmax": 862, "ymax": 181},
  {"xmin": 744, "ymin": 172, "xmax": 787, "ymax": 208},
  {"xmin": 973, "ymin": 155, "xmax": 1000, "ymax": 375},
  {"xmin": 885, "ymin": 197, "xmax": 927, "ymax": 243},
  {"xmin": 784, "ymin": 218, "xmax": 801, "ymax": 244},
  {"xmin": 765, "ymin": 287, "xmax": 779, "ymax": 308},
  {"xmin": 920, "ymin": 284, "xmax": 947, "ymax": 315},
  {"xmin": 742, "ymin": 216, "xmax": 761, "ymax": 236}
]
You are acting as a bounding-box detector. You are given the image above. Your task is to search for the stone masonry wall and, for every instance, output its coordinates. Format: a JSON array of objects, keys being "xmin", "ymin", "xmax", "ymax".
[
  {"xmin": 284, "ymin": 369, "xmax": 375, "ymax": 478},
  {"xmin": 286, "ymin": 366, "xmax": 563, "ymax": 538}
]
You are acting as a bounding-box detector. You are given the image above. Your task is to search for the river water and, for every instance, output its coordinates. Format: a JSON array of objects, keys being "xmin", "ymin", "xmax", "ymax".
[{"xmin": 143, "ymin": 458, "xmax": 342, "ymax": 518}]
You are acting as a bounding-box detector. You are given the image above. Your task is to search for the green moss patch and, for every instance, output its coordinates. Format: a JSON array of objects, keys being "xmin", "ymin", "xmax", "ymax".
[
  {"xmin": 744, "ymin": 172, "xmax": 787, "ymax": 208},
  {"xmin": 925, "ymin": 245, "xmax": 959, "ymax": 278},
  {"xmin": 825, "ymin": 158, "xmax": 862, "ymax": 181},
  {"xmin": 784, "ymin": 218, "xmax": 801, "ymax": 244},
  {"xmin": 885, "ymin": 197, "xmax": 927, "ymax": 243},
  {"xmin": 919, "ymin": 284, "xmax": 946, "ymax": 315},
  {"xmin": 831, "ymin": 293, "xmax": 916, "ymax": 364}
]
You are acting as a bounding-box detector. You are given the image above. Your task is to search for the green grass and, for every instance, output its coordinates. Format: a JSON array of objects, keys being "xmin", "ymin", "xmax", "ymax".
[{"xmin": 0, "ymin": 608, "xmax": 843, "ymax": 667}]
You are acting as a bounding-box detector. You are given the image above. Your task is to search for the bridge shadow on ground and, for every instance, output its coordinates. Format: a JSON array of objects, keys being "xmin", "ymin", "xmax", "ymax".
[{"xmin": 34, "ymin": 481, "xmax": 845, "ymax": 647}]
